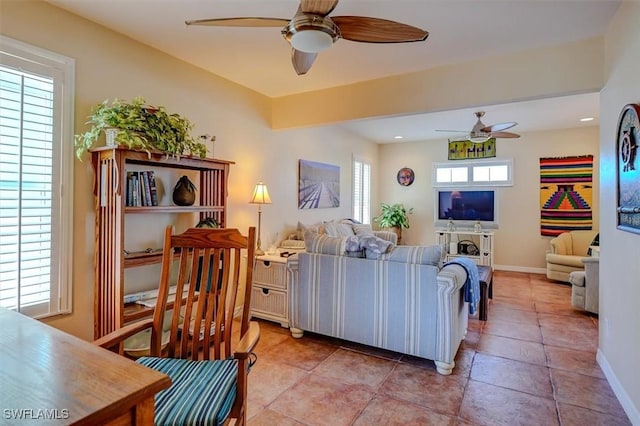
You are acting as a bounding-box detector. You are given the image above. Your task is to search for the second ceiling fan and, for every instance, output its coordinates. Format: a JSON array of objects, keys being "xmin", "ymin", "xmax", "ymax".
[
  {"xmin": 437, "ymin": 111, "xmax": 520, "ymax": 143},
  {"xmin": 186, "ymin": 0, "xmax": 429, "ymax": 75}
]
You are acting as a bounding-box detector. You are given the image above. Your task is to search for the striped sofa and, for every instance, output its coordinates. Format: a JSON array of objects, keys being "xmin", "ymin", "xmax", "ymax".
[{"xmin": 287, "ymin": 245, "xmax": 469, "ymax": 375}]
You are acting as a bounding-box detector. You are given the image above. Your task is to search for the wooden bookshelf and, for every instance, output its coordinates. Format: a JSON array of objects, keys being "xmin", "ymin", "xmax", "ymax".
[{"xmin": 91, "ymin": 146, "xmax": 233, "ymax": 339}]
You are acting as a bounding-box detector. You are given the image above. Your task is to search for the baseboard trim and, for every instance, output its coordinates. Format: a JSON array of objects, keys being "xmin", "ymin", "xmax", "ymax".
[
  {"xmin": 596, "ymin": 349, "xmax": 640, "ymax": 424},
  {"xmin": 493, "ymin": 264, "xmax": 547, "ymax": 275}
]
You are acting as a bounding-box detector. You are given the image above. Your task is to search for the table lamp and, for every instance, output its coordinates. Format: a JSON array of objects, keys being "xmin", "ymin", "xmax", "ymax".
[{"xmin": 249, "ymin": 182, "xmax": 271, "ymax": 255}]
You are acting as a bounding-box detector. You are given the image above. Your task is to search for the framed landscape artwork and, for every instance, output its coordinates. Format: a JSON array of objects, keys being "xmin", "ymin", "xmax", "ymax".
[{"xmin": 298, "ymin": 159, "xmax": 340, "ymax": 209}]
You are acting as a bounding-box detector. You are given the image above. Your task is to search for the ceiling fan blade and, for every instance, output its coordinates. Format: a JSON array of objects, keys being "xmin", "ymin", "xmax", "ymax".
[
  {"xmin": 481, "ymin": 121, "xmax": 517, "ymax": 133},
  {"xmin": 332, "ymin": 17, "xmax": 428, "ymax": 43},
  {"xmin": 291, "ymin": 49, "xmax": 317, "ymax": 75},
  {"xmin": 185, "ymin": 17, "xmax": 289, "ymax": 27},
  {"xmin": 300, "ymin": 0, "xmax": 340, "ymax": 16},
  {"xmin": 490, "ymin": 131, "xmax": 520, "ymax": 139}
]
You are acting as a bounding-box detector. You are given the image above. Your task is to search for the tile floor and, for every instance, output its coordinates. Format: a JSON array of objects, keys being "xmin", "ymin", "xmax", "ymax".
[{"xmin": 245, "ymin": 271, "xmax": 631, "ymax": 425}]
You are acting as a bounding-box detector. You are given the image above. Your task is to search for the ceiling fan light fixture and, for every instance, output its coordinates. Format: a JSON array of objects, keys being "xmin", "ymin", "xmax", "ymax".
[
  {"xmin": 290, "ymin": 30, "xmax": 334, "ymax": 52},
  {"xmin": 469, "ymin": 135, "xmax": 490, "ymax": 143}
]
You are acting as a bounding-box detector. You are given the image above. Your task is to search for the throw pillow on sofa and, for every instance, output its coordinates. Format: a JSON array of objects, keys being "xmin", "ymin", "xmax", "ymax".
[
  {"xmin": 304, "ymin": 231, "xmax": 346, "ymax": 255},
  {"xmin": 324, "ymin": 221, "xmax": 356, "ymax": 238}
]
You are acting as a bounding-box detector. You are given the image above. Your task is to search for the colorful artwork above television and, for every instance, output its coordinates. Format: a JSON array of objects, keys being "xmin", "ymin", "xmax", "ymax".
[
  {"xmin": 448, "ymin": 138, "xmax": 496, "ymax": 160},
  {"xmin": 436, "ymin": 189, "xmax": 497, "ymax": 227}
]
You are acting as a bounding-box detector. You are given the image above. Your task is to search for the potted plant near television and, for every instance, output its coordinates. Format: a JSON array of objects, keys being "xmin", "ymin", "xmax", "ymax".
[
  {"xmin": 74, "ymin": 97, "xmax": 207, "ymax": 160},
  {"xmin": 374, "ymin": 203, "xmax": 413, "ymax": 245}
]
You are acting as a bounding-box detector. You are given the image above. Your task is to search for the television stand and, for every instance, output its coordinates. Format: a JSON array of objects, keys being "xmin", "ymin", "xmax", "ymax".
[{"xmin": 436, "ymin": 229, "xmax": 494, "ymax": 267}]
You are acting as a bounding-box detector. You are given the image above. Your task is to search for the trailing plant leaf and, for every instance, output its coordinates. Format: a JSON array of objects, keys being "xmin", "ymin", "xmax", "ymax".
[{"xmin": 74, "ymin": 97, "xmax": 207, "ymax": 160}]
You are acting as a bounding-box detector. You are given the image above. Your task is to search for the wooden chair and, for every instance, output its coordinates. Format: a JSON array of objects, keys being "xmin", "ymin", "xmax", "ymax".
[{"xmin": 95, "ymin": 226, "xmax": 259, "ymax": 425}]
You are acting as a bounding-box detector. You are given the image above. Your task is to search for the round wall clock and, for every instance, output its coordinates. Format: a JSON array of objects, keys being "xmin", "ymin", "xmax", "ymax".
[
  {"xmin": 397, "ymin": 167, "xmax": 415, "ymax": 186},
  {"xmin": 617, "ymin": 103, "xmax": 640, "ymax": 172}
]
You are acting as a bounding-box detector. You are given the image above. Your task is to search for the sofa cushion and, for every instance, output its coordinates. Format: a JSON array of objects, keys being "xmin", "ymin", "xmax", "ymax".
[
  {"xmin": 373, "ymin": 231, "xmax": 398, "ymax": 245},
  {"xmin": 304, "ymin": 232, "xmax": 346, "ymax": 255},
  {"xmin": 324, "ymin": 221, "xmax": 356, "ymax": 238},
  {"xmin": 383, "ymin": 245, "xmax": 443, "ymax": 266},
  {"xmin": 546, "ymin": 253, "xmax": 585, "ymax": 268},
  {"xmin": 352, "ymin": 223, "xmax": 374, "ymax": 237},
  {"xmin": 296, "ymin": 221, "xmax": 325, "ymax": 239}
]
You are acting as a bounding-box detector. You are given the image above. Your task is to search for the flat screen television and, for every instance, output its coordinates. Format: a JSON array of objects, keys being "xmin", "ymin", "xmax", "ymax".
[{"xmin": 435, "ymin": 189, "xmax": 498, "ymax": 228}]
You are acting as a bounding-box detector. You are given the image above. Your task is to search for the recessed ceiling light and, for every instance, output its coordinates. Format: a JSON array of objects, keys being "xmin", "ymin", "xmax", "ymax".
[
  {"xmin": 580, "ymin": 117, "xmax": 594, "ymax": 122},
  {"xmin": 394, "ymin": 135, "xmax": 403, "ymax": 139}
]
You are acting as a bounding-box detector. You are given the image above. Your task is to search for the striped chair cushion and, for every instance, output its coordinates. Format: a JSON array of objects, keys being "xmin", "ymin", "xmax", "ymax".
[{"xmin": 137, "ymin": 357, "xmax": 237, "ymax": 426}]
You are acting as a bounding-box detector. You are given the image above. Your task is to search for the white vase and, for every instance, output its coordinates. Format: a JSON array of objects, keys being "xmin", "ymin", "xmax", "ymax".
[{"xmin": 105, "ymin": 128, "xmax": 119, "ymax": 146}]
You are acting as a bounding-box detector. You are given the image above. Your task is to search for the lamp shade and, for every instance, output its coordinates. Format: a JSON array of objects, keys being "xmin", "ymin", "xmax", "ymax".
[{"xmin": 250, "ymin": 182, "xmax": 272, "ymax": 204}]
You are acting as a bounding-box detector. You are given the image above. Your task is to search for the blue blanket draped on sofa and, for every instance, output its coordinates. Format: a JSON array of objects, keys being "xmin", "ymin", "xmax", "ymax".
[{"xmin": 445, "ymin": 257, "xmax": 480, "ymax": 315}]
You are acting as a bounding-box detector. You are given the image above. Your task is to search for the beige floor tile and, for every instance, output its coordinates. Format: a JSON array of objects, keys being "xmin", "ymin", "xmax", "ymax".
[
  {"xmin": 483, "ymin": 319, "xmax": 542, "ymax": 343},
  {"xmin": 259, "ymin": 335, "xmax": 338, "ymax": 371},
  {"xmin": 459, "ymin": 380, "xmax": 559, "ymax": 426},
  {"xmin": 540, "ymin": 324, "xmax": 598, "ymax": 353},
  {"xmin": 551, "ymin": 369, "xmax": 628, "ymax": 418},
  {"xmin": 470, "ymin": 352, "xmax": 553, "ymax": 397},
  {"xmin": 379, "ymin": 363, "xmax": 468, "ymax": 415},
  {"xmin": 557, "ymin": 402, "xmax": 632, "ymax": 426},
  {"xmin": 490, "ymin": 297, "xmax": 537, "ymax": 312},
  {"xmin": 247, "ymin": 358, "xmax": 308, "ymax": 418},
  {"xmin": 488, "ymin": 306, "xmax": 540, "ymax": 326},
  {"xmin": 353, "ymin": 395, "xmax": 457, "ymax": 426},
  {"xmin": 544, "ymin": 345, "xmax": 605, "ymax": 379},
  {"xmin": 477, "ymin": 334, "xmax": 547, "ymax": 366},
  {"xmin": 538, "ymin": 312, "xmax": 597, "ymax": 330},
  {"xmin": 248, "ymin": 408, "xmax": 306, "ymax": 426},
  {"xmin": 268, "ymin": 374, "xmax": 373, "ymax": 426},
  {"xmin": 311, "ymin": 348, "xmax": 396, "ymax": 390},
  {"xmin": 535, "ymin": 301, "xmax": 592, "ymax": 317}
]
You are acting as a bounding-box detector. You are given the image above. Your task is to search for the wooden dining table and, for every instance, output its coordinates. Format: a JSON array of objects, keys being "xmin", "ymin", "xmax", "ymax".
[{"xmin": 0, "ymin": 307, "xmax": 171, "ymax": 425}]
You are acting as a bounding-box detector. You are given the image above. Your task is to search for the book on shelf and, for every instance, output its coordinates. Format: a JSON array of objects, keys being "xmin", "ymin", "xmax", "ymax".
[
  {"xmin": 148, "ymin": 171, "xmax": 158, "ymax": 206},
  {"xmin": 126, "ymin": 170, "xmax": 159, "ymax": 206}
]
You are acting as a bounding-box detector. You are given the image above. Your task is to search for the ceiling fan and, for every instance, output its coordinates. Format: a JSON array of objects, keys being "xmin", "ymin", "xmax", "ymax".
[
  {"xmin": 185, "ymin": 0, "xmax": 429, "ymax": 75},
  {"xmin": 437, "ymin": 111, "xmax": 520, "ymax": 143}
]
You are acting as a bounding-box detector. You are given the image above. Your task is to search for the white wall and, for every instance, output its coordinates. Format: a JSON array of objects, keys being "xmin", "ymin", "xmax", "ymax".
[
  {"xmin": 598, "ymin": 1, "xmax": 640, "ymax": 422},
  {"xmin": 378, "ymin": 126, "xmax": 599, "ymax": 271},
  {"xmin": 1, "ymin": 1, "xmax": 378, "ymax": 339}
]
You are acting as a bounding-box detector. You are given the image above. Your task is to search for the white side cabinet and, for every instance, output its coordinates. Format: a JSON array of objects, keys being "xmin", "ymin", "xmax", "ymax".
[
  {"xmin": 436, "ymin": 230, "xmax": 494, "ymax": 267},
  {"xmin": 250, "ymin": 255, "xmax": 290, "ymax": 328}
]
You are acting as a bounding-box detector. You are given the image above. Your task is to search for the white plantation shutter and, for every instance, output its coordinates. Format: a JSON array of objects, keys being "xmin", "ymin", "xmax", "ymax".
[
  {"xmin": 353, "ymin": 157, "xmax": 371, "ymax": 224},
  {"xmin": 0, "ymin": 36, "xmax": 74, "ymax": 317}
]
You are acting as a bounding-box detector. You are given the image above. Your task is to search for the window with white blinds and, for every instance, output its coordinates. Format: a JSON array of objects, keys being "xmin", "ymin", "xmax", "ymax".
[
  {"xmin": 0, "ymin": 36, "xmax": 74, "ymax": 318},
  {"xmin": 352, "ymin": 157, "xmax": 371, "ymax": 224}
]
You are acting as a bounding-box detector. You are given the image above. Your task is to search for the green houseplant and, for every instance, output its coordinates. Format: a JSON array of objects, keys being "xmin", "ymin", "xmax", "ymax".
[
  {"xmin": 74, "ymin": 97, "xmax": 207, "ymax": 159},
  {"xmin": 374, "ymin": 203, "xmax": 413, "ymax": 244}
]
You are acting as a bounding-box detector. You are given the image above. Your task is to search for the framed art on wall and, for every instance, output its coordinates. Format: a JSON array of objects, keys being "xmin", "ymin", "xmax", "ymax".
[
  {"xmin": 448, "ymin": 138, "xmax": 496, "ymax": 160},
  {"xmin": 616, "ymin": 103, "xmax": 640, "ymax": 234},
  {"xmin": 298, "ymin": 159, "xmax": 340, "ymax": 209},
  {"xmin": 397, "ymin": 167, "xmax": 414, "ymax": 186}
]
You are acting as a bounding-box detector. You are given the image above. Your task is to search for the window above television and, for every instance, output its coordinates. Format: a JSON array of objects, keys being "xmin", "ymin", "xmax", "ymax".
[{"xmin": 433, "ymin": 159, "xmax": 513, "ymax": 187}]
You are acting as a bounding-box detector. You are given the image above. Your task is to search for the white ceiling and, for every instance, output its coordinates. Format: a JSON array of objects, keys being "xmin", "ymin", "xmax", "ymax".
[{"xmin": 46, "ymin": 0, "xmax": 619, "ymax": 142}]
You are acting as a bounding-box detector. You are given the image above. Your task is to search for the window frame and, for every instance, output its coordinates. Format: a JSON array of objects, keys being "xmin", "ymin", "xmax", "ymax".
[
  {"xmin": 352, "ymin": 156, "xmax": 371, "ymax": 224},
  {"xmin": 0, "ymin": 35, "xmax": 75, "ymax": 318},
  {"xmin": 433, "ymin": 158, "xmax": 513, "ymax": 187}
]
